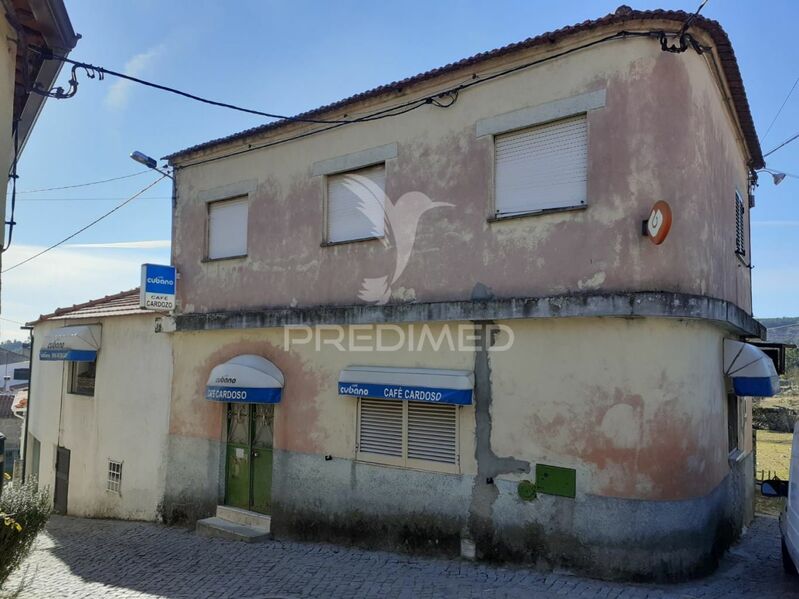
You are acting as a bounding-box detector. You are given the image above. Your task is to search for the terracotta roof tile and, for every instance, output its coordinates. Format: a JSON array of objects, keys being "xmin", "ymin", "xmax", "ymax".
[
  {"xmin": 29, "ymin": 288, "xmax": 151, "ymax": 325},
  {"xmin": 164, "ymin": 5, "xmax": 763, "ymax": 170}
]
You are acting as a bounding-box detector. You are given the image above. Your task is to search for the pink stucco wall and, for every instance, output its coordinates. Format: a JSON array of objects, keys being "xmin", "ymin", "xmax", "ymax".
[{"xmin": 170, "ymin": 34, "xmax": 752, "ymax": 317}]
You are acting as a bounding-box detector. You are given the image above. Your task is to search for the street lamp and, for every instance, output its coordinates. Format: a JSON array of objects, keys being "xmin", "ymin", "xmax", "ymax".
[
  {"xmin": 757, "ymin": 168, "xmax": 787, "ymax": 186},
  {"xmin": 130, "ymin": 150, "xmax": 173, "ymax": 180}
]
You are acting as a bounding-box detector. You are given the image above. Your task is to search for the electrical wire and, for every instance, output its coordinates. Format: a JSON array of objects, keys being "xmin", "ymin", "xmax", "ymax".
[
  {"xmin": 761, "ymin": 75, "xmax": 799, "ymax": 143},
  {"xmin": 764, "ymin": 130, "xmax": 799, "ymax": 158},
  {"xmin": 14, "ymin": 196, "xmax": 171, "ymax": 202},
  {"xmin": 29, "ymin": 46, "xmax": 388, "ymax": 125},
  {"xmin": 4, "ymin": 124, "xmax": 19, "ymax": 252},
  {"xmin": 178, "ymin": 29, "xmax": 685, "ymax": 170},
  {"xmin": 1, "ymin": 175, "xmax": 166, "ymax": 274},
  {"xmin": 12, "ymin": 170, "xmax": 150, "ymax": 194}
]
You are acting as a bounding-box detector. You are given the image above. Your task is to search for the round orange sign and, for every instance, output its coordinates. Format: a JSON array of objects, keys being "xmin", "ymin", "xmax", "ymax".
[{"xmin": 646, "ymin": 200, "xmax": 672, "ymax": 245}]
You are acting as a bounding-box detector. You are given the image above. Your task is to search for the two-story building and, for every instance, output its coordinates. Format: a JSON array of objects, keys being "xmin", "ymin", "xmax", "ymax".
[{"xmin": 162, "ymin": 6, "xmax": 775, "ymax": 580}]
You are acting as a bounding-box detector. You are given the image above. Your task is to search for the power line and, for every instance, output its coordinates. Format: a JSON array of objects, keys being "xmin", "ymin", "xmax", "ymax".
[
  {"xmin": 13, "ymin": 196, "xmax": 170, "ymax": 202},
  {"xmin": 761, "ymin": 75, "xmax": 799, "ymax": 143},
  {"xmin": 13, "ymin": 170, "xmax": 150, "ymax": 194},
  {"xmin": 178, "ymin": 29, "xmax": 689, "ymax": 170},
  {"xmin": 1, "ymin": 175, "xmax": 166, "ymax": 274},
  {"xmin": 763, "ymin": 131, "xmax": 799, "ymax": 158}
]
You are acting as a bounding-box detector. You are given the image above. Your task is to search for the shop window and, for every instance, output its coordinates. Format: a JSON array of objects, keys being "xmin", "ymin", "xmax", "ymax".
[
  {"xmin": 494, "ymin": 114, "xmax": 587, "ymax": 217},
  {"xmin": 208, "ymin": 197, "xmax": 248, "ymax": 260},
  {"xmin": 727, "ymin": 393, "xmax": 739, "ymax": 454},
  {"xmin": 735, "ymin": 190, "xmax": 745, "ymax": 256},
  {"xmin": 69, "ymin": 361, "xmax": 96, "ymax": 396},
  {"xmin": 326, "ymin": 164, "xmax": 385, "ymax": 243},
  {"xmin": 357, "ymin": 398, "xmax": 458, "ymax": 471},
  {"xmin": 107, "ymin": 460, "xmax": 122, "ymax": 494}
]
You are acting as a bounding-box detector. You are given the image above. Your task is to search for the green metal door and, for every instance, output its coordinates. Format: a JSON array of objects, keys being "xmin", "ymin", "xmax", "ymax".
[
  {"xmin": 250, "ymin": 404, "xmax": 274, "ymax": 514},
  {"xmin": 224, "ymin": 404, "xmax": 251, "ymax": 509},
  {"xmin": 224, "ymin": 403, "xmax": 274, "ymax": 514}
]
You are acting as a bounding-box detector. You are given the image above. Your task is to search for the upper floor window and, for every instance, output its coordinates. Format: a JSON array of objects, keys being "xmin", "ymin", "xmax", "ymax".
[
  {"xmin": 326, "ymin": 164, "xmax": 385, "ymax": 244},
  {"xmin": 208, "ymin": 197, "xmax": 248, "ymax": 260},
  {"xmin": 494, "ymin": 114, "xmax": 587, "ymax": 217},
  {"xmin": 735, "ymin": 190, "xmax": 745, "ymax": 256}
]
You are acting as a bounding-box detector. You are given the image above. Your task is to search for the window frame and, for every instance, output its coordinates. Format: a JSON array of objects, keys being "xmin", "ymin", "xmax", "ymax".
[
  {"xmin": 489, "ymin": 113, "xmax": 589, "ymax": 222},
  {"xmin": 734, "ymin": 190, "xmax": 746, "ymax": 257},
  {"xmin": 205, "ymin": 196, "xmax": 249, "ymax": 262},
  {"xmin": 355, "ymin": 398, "xmax": 460, "ymax": 474},
  {"xmin": 68, "ymin": 360, "xmax": 96, "ymax": 397},
  {"xmin": 106, "ymin": 459, "xmax": 122, "ymax": 494},
  {"xmin": 323, "ymin": 163, "xmax": 387, "ymax": 246}
]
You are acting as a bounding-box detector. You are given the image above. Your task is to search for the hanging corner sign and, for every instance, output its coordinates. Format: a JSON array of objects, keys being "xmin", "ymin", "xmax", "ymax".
[
  {"xmin": 644, "ymin": 200, "xmax": 673, "ymax": 245},
  {"xmin": 140, "ymin": 263, "xmax": 177, "ymax": 311}
]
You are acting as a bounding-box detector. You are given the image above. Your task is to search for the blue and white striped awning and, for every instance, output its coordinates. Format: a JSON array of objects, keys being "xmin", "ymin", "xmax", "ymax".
[
  {"xmin": 338, "ymin": 366, "xmax": 474, "ymax": 405},
  {"xmin": 39, "ymin": 325, "xmax": 101, "ymax": 362},
  {"xmin": 205, "ymin": 355, "xmax": 284, "ymax": 404},
  {"xmin": 724, "ymin": 339, "xmax": 779, "ymax": 397}
]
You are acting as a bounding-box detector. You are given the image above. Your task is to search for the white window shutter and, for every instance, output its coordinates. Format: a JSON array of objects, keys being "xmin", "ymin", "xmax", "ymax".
[
  {"xmin": 358, "ymin": 398, "xmax": 403, "ymax": 457},
  {"xmin": 208, "ymin": 197, "xmax": 248, "ymax": 259},
  {"xmin": 327, "ymin": 164, "xmax": 385, "ymax": 243},
  {"xmin": 407, "ymin": 402, "xmax": 457, "ymax": 464},
  {"xmin": 495, "ymin": 115, "xmax": 588, "ymax": 216}
]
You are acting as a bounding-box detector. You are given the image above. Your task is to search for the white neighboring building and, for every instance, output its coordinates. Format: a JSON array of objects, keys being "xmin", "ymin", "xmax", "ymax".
[{"xmin": 25, "ymin": 288, "xmax": 172, "ymax": 521}]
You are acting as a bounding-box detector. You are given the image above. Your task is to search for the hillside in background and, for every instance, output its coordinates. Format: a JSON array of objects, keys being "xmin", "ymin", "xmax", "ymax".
[{"xmin": 761, "ymin": 317, "xmax": 799, "ymax": 345}]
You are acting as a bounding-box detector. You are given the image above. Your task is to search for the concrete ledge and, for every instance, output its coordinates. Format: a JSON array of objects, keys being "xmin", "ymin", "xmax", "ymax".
[
  {"xmin": 196, "ymin": 517, "xmax": 271, "ymax": 542},
  {"xmin": 175, "ymin": 291, "xmax": 765, "ymax": 338}
]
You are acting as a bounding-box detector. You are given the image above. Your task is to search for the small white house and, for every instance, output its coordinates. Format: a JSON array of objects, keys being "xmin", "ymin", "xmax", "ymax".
[{"xmin": 24, "ymin": 288, "xmax": 172, "ymax": 520}]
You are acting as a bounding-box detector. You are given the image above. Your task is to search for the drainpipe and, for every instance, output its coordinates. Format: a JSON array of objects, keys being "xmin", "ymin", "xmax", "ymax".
[{"xmin": 20, "ymin": 327, "xmax": 33, "ymax": 482}]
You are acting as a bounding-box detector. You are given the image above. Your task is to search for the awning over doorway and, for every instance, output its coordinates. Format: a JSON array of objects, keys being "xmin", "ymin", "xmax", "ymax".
[
  {"xmin": 205, "ymin": 355, "xmax": 284, "ymax": 404},
  {"xmin": 724, "ymin": 339, "xmax": 780, "ymax": 397},
  {"xmin": 338, "ymin": 366, "xmax": 474, "ymax": 405},
  {"xmin": 39, "ymin": 325, "xmax": 101, "ymax": 361}
]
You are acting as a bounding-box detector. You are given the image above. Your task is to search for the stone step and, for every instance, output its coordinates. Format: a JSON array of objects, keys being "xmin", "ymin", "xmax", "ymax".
[
  {"xmin": 195, "ymin": 517, "xmax": 270, "ymax": 543},
  {"xmin": 216, "ymin": 505, "xmax": 272, "ymax": 531}
]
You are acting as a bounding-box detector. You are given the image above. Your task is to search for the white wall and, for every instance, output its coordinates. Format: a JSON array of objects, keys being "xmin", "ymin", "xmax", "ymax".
[{"xmin": 27, "ymin": 314, "xmax": 172, "ymax": 521}]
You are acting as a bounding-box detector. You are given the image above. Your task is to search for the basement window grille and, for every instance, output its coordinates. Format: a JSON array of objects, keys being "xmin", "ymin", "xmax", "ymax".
[
  {"xmin": 735, "ymin": 190, "xmax": 745, "ymax": 256},
  {"xmin": 107, "ymin": 460, "xmax": 122, "ymax": 494},
  {"xmin": 357, "ymin": 398, "xmax": 458, "ymax": 471}
]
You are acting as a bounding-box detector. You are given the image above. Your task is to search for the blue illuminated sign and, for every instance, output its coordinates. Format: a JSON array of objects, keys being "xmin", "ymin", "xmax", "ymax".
[
  {"xmin": 40, "ymin": 349, "xmax": 97, "ymax": 362},
  {"xmin": 140, "ymin": 264, "xmax": 177, "ymax": 310},
  {"xmin": 338, "ymin": 382, "xmax": 472, "ymax": 405},
  {"xmin": 205, "ymin": 385, "xmax": 282, "ymax": 404}
]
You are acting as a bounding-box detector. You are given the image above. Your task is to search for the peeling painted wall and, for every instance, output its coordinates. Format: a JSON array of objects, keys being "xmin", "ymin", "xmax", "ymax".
[
  {"xmin": 164, "ymin": 316, "xmax": 750, "ymax": 578},
  {"xmin": 27, "ymin": 315, "xmax": 172, "ymax": 521},
  {"xmin": 169, "ymin": 31, "xmax": 752, "ymax": 317}
]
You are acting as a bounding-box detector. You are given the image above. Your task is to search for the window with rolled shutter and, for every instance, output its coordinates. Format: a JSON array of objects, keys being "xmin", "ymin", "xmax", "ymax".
[
  {"xmin": 494, "ymin": 114, "xmax": 588, "ymax": 216},
  {"xmin": 357, "ymin": 399, "xmax": 459, "ymax": 471},
  {"xmin": 208, "ymin": 197, "xmax": 248, "ymax": 259},
  {"xmin": 735, "ymin": 191, "xmax": 745, "ymax": 256},
  {"xmin": 327, "ymin": 164, "xmax": 385, "ymax": 243}
]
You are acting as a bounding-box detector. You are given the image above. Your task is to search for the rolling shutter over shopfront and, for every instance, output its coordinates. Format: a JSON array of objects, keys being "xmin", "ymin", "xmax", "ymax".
[{"xmin": 494, "ymin": 114, "xmax": 588, "ymax": 216}]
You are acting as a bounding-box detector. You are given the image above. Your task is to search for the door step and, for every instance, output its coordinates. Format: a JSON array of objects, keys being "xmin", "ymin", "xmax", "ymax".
[{"xmin": 196, "ymin": 506, "xmax": 272, "ymax": 543}]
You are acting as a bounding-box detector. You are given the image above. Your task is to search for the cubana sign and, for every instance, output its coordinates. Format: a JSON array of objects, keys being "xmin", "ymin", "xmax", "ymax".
[
  {"xmin": 337, "ymin": 382, "xmax": 473, "ymax": 406},
  {"xmin": 139, "ymin": 264, "xmax": 177, "ymax": 311}
]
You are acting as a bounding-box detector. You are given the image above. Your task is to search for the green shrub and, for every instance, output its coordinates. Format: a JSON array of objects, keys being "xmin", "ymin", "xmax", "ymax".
[{"xmin": 0, "ymin": 479, "xmax": 51, "ymax": 587}]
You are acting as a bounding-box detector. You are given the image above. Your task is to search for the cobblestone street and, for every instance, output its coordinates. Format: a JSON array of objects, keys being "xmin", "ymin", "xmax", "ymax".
[{"xmin": 3, "ymin": 515, "xmax": 798, "ymax": 598}]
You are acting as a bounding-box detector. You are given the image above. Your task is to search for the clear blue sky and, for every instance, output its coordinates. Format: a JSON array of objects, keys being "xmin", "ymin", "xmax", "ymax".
[{"xmin": 1, "ymin": 0, "xmax": 797, "ymax": 340}]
